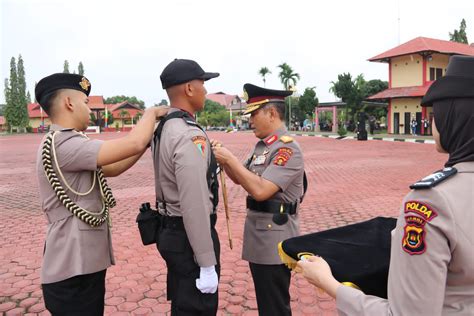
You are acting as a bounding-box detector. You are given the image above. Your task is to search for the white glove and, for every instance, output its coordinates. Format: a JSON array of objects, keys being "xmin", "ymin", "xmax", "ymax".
[{"xmin": 195, "ymin": 266, "xmax": 218, "ymax": 294}]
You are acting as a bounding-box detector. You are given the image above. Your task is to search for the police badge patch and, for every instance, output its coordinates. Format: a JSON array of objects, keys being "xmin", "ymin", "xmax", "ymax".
[
  {"xmin": 402, "ymin": 216, "xmax": 427, "ymax": 255},
  {"xmin": 404, "ymin": 201, "xmax": 438, "ymax": 221},
  {"xmin": 192, "ymin": 136, "xmax": 207, "ymax": 156},
  {"xmin": 274, "ymin": 147, "xmax": 293, "ymax": 166}
]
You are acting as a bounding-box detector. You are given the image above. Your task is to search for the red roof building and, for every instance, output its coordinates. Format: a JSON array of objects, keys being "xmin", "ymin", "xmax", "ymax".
[
  {"xmin": 26, "ymin": 97, "xmax": 144, "ymax": 132},
  {"xmin": 367, "ymin": 37, "xmax": 474, "ymax": 135},
  {"xmin": 207, "ymin": 92, "xmax": 244, "ymax": 111}
]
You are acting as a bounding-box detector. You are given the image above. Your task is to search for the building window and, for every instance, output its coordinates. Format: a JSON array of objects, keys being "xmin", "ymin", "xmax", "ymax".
[{"xmin": 429, "ymin": 67, "xmax": 443, "ymax": 81}]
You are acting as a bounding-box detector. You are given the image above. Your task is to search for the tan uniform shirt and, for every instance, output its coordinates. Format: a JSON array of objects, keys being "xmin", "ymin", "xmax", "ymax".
[
  {"xmin": 153, "ymin": 108, "xmax": 217, "ymax": 267},
  {"xmin": 337, "ymin": 162, "xmax": 474, "ymax": 316},
  {"xmin": 36, "ymin": 125, "xmax": 114, "ymax": 284},
  {"xmin": 243, "ymin": 127, "xmax": 304, "ymax": 264}
]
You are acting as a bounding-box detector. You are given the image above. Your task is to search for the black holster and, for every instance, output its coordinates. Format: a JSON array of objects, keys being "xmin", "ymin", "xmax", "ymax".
[{"xmin": 136, "ymin": 202, "xmax": 161, "ymax": 245}]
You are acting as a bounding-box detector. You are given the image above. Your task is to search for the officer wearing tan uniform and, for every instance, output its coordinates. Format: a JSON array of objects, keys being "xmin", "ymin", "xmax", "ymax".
[
  {"xmin": 297, "ymin": 55, "xmax": 474, "ymax": 315},
  {"xmin": 213, "ymin": 84, "xmax": 306, "ymax": 316},
  {"xmin": 35, "ymin": 73, "xmax": 168, "ymax": 315},
  {"xmin": 154, "ymin": 59, "xmax": 221, "ymax": 315}
]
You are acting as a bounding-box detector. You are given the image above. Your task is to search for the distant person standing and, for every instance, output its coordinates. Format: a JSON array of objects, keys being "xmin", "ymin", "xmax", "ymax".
[
  {"xmin": 423, "ymin": 118, "xmax": 430, "ymax": 135},
  {"xmin": 410, "ymin": 118, "xmax": 417, "ymax": 135},
  {"xmin": 369, "ymin": 115, "xmax": 376, "ymax": 135}
]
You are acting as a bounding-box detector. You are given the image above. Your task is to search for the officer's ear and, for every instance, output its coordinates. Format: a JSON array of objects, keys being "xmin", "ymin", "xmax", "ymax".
[
  {"xmin": 55, "ymin": 90, "xmax": 74, "ymax": 113},
  {"xmin": 184, "ymin": 82, "xmax": 194, "ymax": 97},
  {"xmin": 269, "ymin": 106, "xmax": 278, "ymax": 121}
]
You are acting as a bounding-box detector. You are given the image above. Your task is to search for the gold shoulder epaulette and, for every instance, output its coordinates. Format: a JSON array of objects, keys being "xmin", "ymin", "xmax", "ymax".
[{"xmin": 280, "ymin": 135, "xmax": 293, "ymax": 143}]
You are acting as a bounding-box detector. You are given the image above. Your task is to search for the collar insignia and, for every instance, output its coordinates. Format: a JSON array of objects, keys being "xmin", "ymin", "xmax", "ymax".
[
  {"xmin": 280, "ymin": 135, "xmax": 293, "ymax": 143},
  {"xmin": 265, "ymin": 135, "xmax": 278, "ymax": 146}
]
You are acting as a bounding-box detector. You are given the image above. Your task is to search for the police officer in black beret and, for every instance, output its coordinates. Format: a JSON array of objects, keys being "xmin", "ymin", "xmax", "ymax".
[{"xmin": 35, "ymin": 73, "xmax": 168, "ymax": 315}]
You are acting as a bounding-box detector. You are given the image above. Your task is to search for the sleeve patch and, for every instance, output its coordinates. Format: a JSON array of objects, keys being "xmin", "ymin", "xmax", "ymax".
[
  {"xmin": 192, "ymin": 136, "xmax": 207, "ymax": 156},
  {"xmin": 273, "ymin": 147, "xmax": 293, "ymax": 166},
  {"xmin": 404, "ymin": 201, "xmax": 438, "ymax": 222},
  {"xmin": 402, "ymin": 216, "xmax": 427, "ymax": 255}
]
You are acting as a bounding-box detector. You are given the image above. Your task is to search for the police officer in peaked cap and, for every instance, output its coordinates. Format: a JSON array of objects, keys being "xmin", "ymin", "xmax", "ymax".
[{"xmin": 212, "ymin": 83, "xmax": 307, "ymax": 316}]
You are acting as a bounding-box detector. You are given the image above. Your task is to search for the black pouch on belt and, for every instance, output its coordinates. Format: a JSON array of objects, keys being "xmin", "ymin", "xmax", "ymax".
[{"xmin": 136, "ymin": 202, "xmax": 161, "ymax": 245}]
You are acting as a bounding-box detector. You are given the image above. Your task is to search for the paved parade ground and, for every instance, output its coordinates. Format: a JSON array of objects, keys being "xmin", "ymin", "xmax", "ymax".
[{"xmin": 0, "ymin": 131, "xmax": 446, "ymax": 315}]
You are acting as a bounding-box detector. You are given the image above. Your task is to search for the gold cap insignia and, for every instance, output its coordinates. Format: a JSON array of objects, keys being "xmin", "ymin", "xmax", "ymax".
[
  {"xmin": 242, "ymin": 89, "xmax": 249, "ymax": 102},
  {"xmin": 79, "ymin": 77, "xmax": 90, "ymax": 91}
]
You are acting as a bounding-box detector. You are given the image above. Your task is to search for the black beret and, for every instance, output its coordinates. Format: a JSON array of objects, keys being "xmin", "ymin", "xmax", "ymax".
[
  {"xmin": 160, "ymin": 59, "xmax": 219, "ymax": 89},
  {"xmin": 35, "ymin": 73, "xmax": 92, "ymax": 110},
  {"xmin": 421, "ymin": 55, "xmax": 474, "ymax": 106},
  {"xmin": 243, "ymin": 83, "xmax": 292, "ymax": 114}
]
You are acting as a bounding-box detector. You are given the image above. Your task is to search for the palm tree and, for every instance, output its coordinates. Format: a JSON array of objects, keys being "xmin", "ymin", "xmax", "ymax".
[
  {"xmin": 119, "ymin": 109, "xmax": 129, "ymax": 130},
  {"xmin": 277, "ymin": 63, "xmax": 300, "ymax": 129},
  {"xmin": 277, "ymin": 63, "xmax": 300, "ymax": 90},
  {"xmin": 258, "ymin": 67, "xmax": 272, "ymax": 87}
]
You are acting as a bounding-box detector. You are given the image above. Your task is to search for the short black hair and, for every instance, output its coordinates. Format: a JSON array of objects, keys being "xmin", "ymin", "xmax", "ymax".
[
  {"xmin": 263, "ymin": 102, "xmax": 286, "ymax": 121},
  {"xmin": 41, "ymin": 90, "xmax": 61, "ymax": 116}
]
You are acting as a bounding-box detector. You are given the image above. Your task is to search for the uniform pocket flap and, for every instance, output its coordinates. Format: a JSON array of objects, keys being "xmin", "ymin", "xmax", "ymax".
[
  {"xmin": 77, "ymin": 216, "xmax": 106, "ymax": 231},
  {"xmin": 256, "ymin": 219, "xmax": 284, "ymax": 231}
]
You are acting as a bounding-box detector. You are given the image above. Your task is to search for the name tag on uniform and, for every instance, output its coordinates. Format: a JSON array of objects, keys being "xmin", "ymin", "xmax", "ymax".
[{"xmin": 254, "ymin": 155, "xmax": 267, "ymax": 165}]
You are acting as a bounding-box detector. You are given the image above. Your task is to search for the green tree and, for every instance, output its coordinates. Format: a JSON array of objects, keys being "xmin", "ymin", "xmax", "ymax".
[
  {"xmin": 277, "ymin": 63, "xmax": 300, "ymax": 90},
  {"xmin": 0, "ymin": 103, "xmax": 5, "ymax": 116},
  {"xmin": 105, "ymin": 95, "xmax": 145, "ymax": 109},
  {"xmin": 297, "ymin": 87, "xmax": 319, "ymax": 119},
  {"xmin": 258, "ymin": 67, "xmax": 272, "ymax": 87},
  {"xmin": 449, "ymin": 18, "xmax": 468, "ymax": 44},
  {"xmin": 329, "ymin": 73, "xmax": 355, "ymax": 121},
  {"xmin": 330, "ymin": 73, "xmax": 389, "ymax": 122},
  {"xmin": 63, "ymin": 60, "xmax": 70, "ymax": 73},
  {"xmin": 78, "ymin": 61, "xmax": 85, "ymax": 75},
  {"xmin": 4, "ymin": 56, "xmax": 29, "ymax": 131},
  {"xmin": 365, "ymin": 79, "xmax": 388, "ymax": 97},
  {"xmin": 329, "ymin": 73, "xmax": 354, "ymax": 103},
  {"xmin": 197, "ymin": 99, "xmax": 228, "ymax": 126},
  {"xmin": 134, "ymin": 112, "xmax": 142, "ymax": 123},
  {"xmin": 363, "ymin": 79, "xmax": 388, "ymax": 118},
  {"xmin": 17, "ymin": 55, "xmax": 29, "ymax": 127},
  {"xmin": 119, "ymin": 109, "xmax": 129, "ymax": 128},
  {"xmin": 26, "ymin": 91, "xmax": 32, "ymax": 103},
  {"xmin": 4, "ymin": 79, "xmax": 11, "ymax": 124},
  {"xmin": 155, "ymin": 99, "xmax": 168, "ymax": 106},
  {"xmin": 4, "ymin": 58, "xmax": 18, "ymax": 131}
]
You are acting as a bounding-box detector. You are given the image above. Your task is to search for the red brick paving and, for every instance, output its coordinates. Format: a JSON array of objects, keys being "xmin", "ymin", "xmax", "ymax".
[{"xmin": 0, "ymin": 132, "xmax": 446, "ymax": 315}]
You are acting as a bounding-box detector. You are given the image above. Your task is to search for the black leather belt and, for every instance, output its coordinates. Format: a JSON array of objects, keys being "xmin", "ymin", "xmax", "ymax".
[
  {"xmin": 246, "ymin": 197, "xmax": 297, "ymax": 215},
  {"xmin": 161, "ymin": 213, "xmax": 217, "ymax": 231}
]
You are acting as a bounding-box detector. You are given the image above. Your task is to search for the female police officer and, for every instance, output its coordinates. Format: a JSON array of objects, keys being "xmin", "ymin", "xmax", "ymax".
[{"xmin": 297, "ymin": 55, "xmax": 474, "ymax": 315}]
